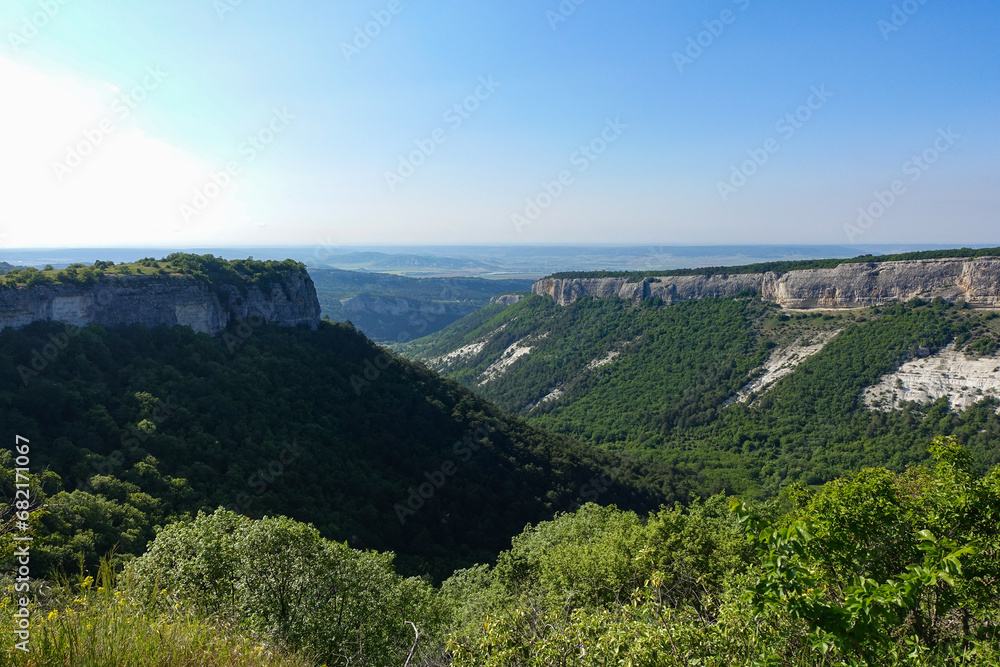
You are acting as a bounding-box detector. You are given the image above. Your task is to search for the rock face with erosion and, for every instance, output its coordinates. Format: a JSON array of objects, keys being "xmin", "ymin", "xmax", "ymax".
[
  {"xmin": 864, "ymin": 344, "xmax": 1000, "ymax": 412},
  {"xmin": 0, "ymin": 272, "xmax": 322, "ymax": 336},
  {"xmin": 532, "ymin": 258, "xmax": 1000, "ymax": 308},
  {"xmin": 490, "ymin": 294, "xmax": 524, "ymax": 306}
]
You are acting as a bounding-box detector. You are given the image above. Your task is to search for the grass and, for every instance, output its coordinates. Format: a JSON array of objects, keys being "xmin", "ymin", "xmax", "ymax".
[{"xmin": 0, "ymin": 560, "xmax": 315, "ymax": 667}]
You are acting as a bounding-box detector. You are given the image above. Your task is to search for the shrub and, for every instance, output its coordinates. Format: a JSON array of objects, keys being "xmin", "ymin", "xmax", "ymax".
[{"xmin": 127, "ymin": 510, "xmax": 446, "ymax": 666}]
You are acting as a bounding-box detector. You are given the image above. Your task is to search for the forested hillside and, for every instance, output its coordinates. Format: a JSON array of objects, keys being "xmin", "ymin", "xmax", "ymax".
[
  {"xmin": 400, "ymin": 295, "xmax": 1000, "ymax": 497},
  {"xmin": 0, "ymin": 318, "xmax": 683, "ymax": 582}
]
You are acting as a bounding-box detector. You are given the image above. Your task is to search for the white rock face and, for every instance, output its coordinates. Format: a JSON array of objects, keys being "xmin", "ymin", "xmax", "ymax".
[
  {"xmin": 533, "ymin": 258, "xmax": 1000, "ymax": 309},
  {"xmin": 438, "ymin": 340, "xmax": 490, "ymax": 364},
  {"xmin": 729, "ymin": 329, "xmax": 843, "ymax": 404},
  {"xmin": 430, "ymin": 323, "xmax": 509, "ymax": 367},
  {"xmin": 490, "ymin": 294, "xmax": 524, "ymax": 306},
  {"xmin": 478, "ymin": 333, "xmax": 546, "ymax": 385},
  {"xmin": 51, "ymin": 296, "xmax": 91, "ymax": 326},
  {"xmin": 864, "ymin": 344, "xmax": 1000, "ymax": 411},
  {"xmin": 174, "ymin": 303, "xmax": 214, "ymax": 335},
  {"xmin": 536, "ymin": 387, "xmax": 564, "ymax": 406},
  {"xmin": 588, "ymin": 350, "xmax": 620, "ymax": 370}
]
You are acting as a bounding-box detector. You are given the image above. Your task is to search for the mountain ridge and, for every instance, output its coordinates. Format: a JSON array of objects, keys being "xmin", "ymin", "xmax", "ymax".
[{"xmin": 534, "ymin": 257, "xmax": 1000, "ymax": 309}]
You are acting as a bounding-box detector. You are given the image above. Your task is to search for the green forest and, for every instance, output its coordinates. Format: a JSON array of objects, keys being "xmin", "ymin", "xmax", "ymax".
[
  {"xmin": 1, "ymin": 254, "xmax": 999, "ymax": 665},
  {"xmin": 0, "ymin": 317, "xmax": 686, "ymax": 583},
  {"xmin": 401, "ymin": 295, "xmax": 1000, "ymax": 499},
  {"xmin": 2, "ymin": 438, "xmax": 997, "ymax": 665}
]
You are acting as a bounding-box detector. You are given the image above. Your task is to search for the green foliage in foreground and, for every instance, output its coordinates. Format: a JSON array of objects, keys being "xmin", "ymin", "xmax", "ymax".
[
  {"xmin": 2, "ymin": 439, "xmax": 994, "ymax": 666},
  {"xmin": 127, "ymin": 510, "xmax": 446, "ymax": 666},
  {"xmin": 0, "ymin": 561, "xmax": 311, "ymax": 667},
  {"xmin": 446, "ymin": 439, "xmax": 1000, "ymax": 666}
]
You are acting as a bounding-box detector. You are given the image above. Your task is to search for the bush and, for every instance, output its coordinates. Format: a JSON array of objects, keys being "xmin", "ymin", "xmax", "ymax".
[{"xmin": 127, "ymin": 510, "xmax": 447, "ymax": 666}]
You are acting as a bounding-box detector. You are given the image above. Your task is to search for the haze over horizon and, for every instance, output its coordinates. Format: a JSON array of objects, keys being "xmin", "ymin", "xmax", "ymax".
[{"xmin": 1, "ymin": 1, "xmax": 997, "ymax": 248}]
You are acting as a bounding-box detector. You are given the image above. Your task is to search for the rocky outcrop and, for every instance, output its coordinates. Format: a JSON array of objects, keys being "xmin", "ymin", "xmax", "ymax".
[
  {"xmin": 490, "ymin": 294, "xmax": 524, "ymax": 306},
  {"xmin": 533, "ymin": 258, "xmax": 1000, "ymax": 309},
  {"xmin": 864, "ymin": 343, "xmax": 1000, "ymax": 412},
  {"xmin": 0, "ymin": 271, "xmax": 321, "ymax": 336}
]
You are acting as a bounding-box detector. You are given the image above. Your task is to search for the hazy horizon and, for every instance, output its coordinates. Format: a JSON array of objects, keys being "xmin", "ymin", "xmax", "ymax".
[{"xmin": 4, "ymin": 242, "xmax": 998, "ymax": 278}]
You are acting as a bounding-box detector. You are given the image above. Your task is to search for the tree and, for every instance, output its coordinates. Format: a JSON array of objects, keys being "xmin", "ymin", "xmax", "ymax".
[
  {"xmin": 127, "ymin": 509, "xmax": 447, "ymax": 666},
  {"xmin": 733, "ymin": 437, "xmax": 999, "ymax": 664}
]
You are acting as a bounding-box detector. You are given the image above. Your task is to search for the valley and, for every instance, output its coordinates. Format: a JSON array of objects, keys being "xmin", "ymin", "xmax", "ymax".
[
  {"xmin": 399, "ymin": 251, "xmax": 1000, "ymax": 499},
  {"xmin": 2, "ymin": 250, "xmax": 1000, "ymax": 665},
  {"xmin": 308, "ymin": 268, "xmax": 533, "ymax": 342}
]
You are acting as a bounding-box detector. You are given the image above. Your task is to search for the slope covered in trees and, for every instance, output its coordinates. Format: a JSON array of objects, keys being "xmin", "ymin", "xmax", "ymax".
[
  {"xmin": 400, "ymin": 295, "xmax": 1000, "ymax": 498},
  {"xmin": 0, "ymin": 318, "xmax": 685, "ymax": 582}
]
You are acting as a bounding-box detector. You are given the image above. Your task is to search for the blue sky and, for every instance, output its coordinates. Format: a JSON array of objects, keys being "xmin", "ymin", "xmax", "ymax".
[{"xmin": 0, "ymin": 0, "xmax": 997, "ymax": 248}]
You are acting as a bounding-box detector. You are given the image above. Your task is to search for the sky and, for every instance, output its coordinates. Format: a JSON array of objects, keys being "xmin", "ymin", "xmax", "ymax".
[{"xmin": 0, "ymin": 0, "xmax": 997, "ymax": 249}]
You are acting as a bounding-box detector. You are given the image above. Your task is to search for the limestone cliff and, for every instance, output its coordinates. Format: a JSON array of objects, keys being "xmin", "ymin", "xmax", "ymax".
[
  {"xmin": 0, "ymin": 270, "xmax": 321, "ymax": 336},
  {"xmin": 532, "ymin": 258, "xmax": 1000, "ymax": 309},
  {"xmin": 490, "ymin": 294, "xmax": 524, "ymax": 306}
]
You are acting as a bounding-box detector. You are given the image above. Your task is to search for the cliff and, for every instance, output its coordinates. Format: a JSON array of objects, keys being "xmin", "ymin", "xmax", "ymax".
[
  {"xmin": 490, "ymin": 294, "xmax": 524, "ymax": 306},
  {"xmin": 532, "ymin": 258, "xmax": 1000, "ymax": 309},
  {"xmin": 0, "ymin": 271, "xmax": 322, "ymax": 336}
]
